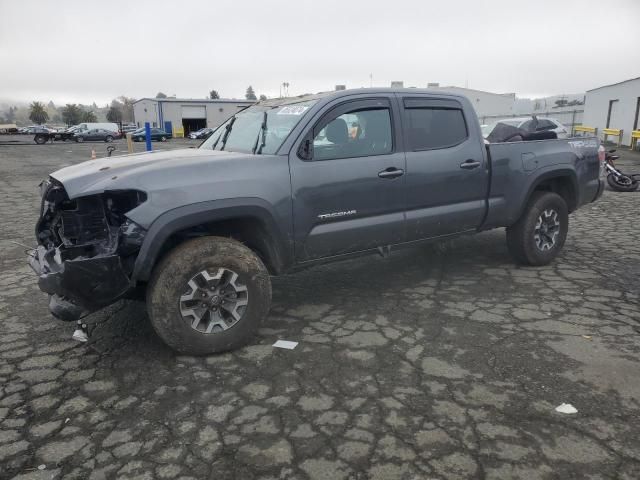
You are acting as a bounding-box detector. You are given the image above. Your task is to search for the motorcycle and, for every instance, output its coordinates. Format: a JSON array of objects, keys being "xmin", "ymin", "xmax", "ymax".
[{"xmin": 601, "ymin": 147, "xmax": 639, "ymax": 192}]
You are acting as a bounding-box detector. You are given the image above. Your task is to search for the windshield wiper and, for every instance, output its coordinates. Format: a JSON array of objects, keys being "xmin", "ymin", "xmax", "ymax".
[
  {"xmin": 213, "ymin": 117, "xmax": 236, "ymax": 150},
  {"xmin": 252, "ymin": 111, "xmax": 268, "ymax": 155}
]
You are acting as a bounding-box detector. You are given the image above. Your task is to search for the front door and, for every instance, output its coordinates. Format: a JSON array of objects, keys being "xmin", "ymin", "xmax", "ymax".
[
  {"xmin": 399, "ymin": 96, "xmax": 489, "ymax": 240},
  {"xmin": 289, "ymin": 97, "xmax": 406, "ymax": 261}
]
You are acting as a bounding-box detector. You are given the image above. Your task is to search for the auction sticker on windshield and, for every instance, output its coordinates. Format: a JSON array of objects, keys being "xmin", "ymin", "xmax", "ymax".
[{"xmin": 277, "ymin": 105, "xmax": 309, "ymax": 115}]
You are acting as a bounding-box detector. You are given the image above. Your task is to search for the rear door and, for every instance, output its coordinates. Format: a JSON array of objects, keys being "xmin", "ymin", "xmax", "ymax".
[
  {"xmin": 400, "ymin": 96, "xmax": 489, "ymax": 240},
  {"xmin": 289, "ymin": 96, "xmax": 406, "ymax": 261}
]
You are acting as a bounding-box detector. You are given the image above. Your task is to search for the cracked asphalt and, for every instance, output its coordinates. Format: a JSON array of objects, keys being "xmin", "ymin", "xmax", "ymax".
[{"xmin": 1, "ymin": 138, "xmax": 639, "ymax": 479}]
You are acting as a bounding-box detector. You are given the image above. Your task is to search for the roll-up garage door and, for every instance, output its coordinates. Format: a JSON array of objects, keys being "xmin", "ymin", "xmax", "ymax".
[{"xmin": 182, "ymin": 106, "xmax": 206, "ymax": 118}]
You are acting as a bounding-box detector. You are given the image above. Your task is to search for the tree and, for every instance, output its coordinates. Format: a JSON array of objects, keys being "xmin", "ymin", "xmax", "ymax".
[
  {"xmin": 245, "ymin": 86, "xmax": 257, "ymax": 100},
  {"xmin": 29, "ymin": 102, "xmax": 49, "ymax": 125},
  {"xmin": 259, "ymin": 94, "xmax": 267, "ymax": 101},
  {"xmin": 106, "ymin": 103, "xmax": 123, "ymax": 123},
  {"xmin": 6, "ymin": 106, "xmax": 17, "ymax": 123},
  {"xmin": 117, "ymin": 96, "xmax": 136, "ymax": 122},
  {"xmin": 82, "ymin": 110, "xmax": 97, "ymax": 122},
  {"xmin": 156, "ymin": 92, "xmax": 168, "ymax": 98},
  {"xmin": 209, "ymin": 90, "xmax": 220, "ymax": 99},
  {"xmin": 62, "ymin": 104, "xmax": 83, "ymax": 126}
]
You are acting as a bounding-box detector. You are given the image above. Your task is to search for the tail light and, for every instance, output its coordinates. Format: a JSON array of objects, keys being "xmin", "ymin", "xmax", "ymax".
[{"xmin": 598, "ymin": 145, "xmax": 605, "ymax": 164}]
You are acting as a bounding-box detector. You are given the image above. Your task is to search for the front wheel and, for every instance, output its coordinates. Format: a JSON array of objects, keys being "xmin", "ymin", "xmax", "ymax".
[
  {"xmin": 160, "ymin": 136, "xmax": 167, "ymax": 142},
  {"xmin": 607, "ymin": 173, "xmax": 639, "ymax": 192},
  {"xmin": 506, "ymin": 191, "xmax": 568, "ymax": 266},
  {"xmin": 105, "ymin": 135, "xmax": 113, "ymax": 143},
  {"xmin": 76, "ymin": 136, "xmax": 84, "ymax": 143},
  {"xmin": 147, "ymin": 237, "xmax": 272, "ymax": 355}
]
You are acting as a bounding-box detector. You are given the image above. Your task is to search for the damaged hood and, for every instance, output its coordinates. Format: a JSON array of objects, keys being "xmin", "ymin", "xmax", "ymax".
[{"xmin": 51, "ymin": 148, "xmax": 251, "ymax": 198}]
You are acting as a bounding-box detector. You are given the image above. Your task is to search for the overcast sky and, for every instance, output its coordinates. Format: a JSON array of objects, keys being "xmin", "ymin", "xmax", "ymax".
[{"xmin": 1, "ymin": 0, "xmax": 638, "ymax": 105}]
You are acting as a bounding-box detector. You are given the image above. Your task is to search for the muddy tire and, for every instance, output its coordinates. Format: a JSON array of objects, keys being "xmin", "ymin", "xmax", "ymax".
[
  {"xmin": 147, "ymin": 236, "xmax": 271, "ymax": 355},
  {"xmin": 506, "ymin": 191, "xmax": 568, "ymax": 266}
]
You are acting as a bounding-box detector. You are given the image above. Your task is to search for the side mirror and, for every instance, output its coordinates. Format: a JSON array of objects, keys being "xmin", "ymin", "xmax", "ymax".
[{"xmin": 297, "ymin": 138, "xmax": 312, "ymax": 160}]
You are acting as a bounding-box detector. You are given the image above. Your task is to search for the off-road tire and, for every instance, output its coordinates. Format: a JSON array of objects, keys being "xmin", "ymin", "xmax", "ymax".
[
  {"xmin": 506, "ymin": 191, "xmax": 568, "ymax": 266},
  {"xmin": 147, "ymin": 236, "xmax": 272, "ymax": 355}
]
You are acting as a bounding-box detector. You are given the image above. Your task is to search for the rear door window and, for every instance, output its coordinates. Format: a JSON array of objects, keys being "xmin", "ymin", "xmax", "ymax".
[
  {"xmin": 403, "ymin": 101, "xmax": 468, "ymax": 150},
  {"xmin": 537, "ymin": 119, "xmax": 556, "ymax": 130}
]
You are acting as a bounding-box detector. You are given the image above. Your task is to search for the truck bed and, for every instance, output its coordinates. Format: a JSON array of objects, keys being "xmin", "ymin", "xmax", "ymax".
[{"xmin": 482, "ymin": 137, "xmax": 601, "ymax": 228}]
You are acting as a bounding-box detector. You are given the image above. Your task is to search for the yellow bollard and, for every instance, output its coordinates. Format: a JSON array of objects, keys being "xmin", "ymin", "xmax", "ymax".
[{"xmin": 126, "ymin": 132, "xmax": 134, "ymax": 153}]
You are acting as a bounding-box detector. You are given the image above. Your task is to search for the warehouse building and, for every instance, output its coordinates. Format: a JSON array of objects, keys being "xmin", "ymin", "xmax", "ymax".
[
  {"xmin": 426, "ymin": 84, "xmax": 516, "ymax": 121},
  {"xmin": 583, "ymin": 77, "xmax": 640, "ymax": 146},
  {"xmin": 133, "ymin": 98, "xmax": 255, "ymax": 136}
]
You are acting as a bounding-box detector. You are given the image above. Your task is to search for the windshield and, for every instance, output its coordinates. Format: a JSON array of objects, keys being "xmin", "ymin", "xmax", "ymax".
[
  {"xmin": 200, "ymin": 100, "xmax": 317, "ymax": 154},
  {"xmin": 481, "ymin": 120, "xmax": 521, "ymax": 137}
]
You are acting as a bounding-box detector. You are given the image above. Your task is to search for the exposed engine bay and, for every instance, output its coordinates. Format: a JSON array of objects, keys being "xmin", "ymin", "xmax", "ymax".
[{"xmin": 29, "ymin": 178, "xmax": 147, "ymax": 320}]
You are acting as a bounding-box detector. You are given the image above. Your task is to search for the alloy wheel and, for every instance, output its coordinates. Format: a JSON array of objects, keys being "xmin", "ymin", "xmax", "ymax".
[
  {"xmin": 179, "ymin": 268, "xmax": 248, "ymax": 334},
  {"xmin": 534, "ymin": 209, "xmax": 560, "ymax": 251}
]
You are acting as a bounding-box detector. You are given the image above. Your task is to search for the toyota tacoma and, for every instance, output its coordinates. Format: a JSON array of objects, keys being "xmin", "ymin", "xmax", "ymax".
[{"xmin": 29, "ymin": 88, "xmax": 604, "ymax": 354}]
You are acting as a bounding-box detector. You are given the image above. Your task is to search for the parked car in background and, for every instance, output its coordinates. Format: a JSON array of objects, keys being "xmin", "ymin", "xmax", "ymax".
[
  {"xmin": 121, "ymin": 124, "xmax": 138, "ymax": 135},
  {"xmin": 24, "ymin": 125, "xmax": 56, "ymax": 134},
  {"xmin": 188, "ymin": 128, "xmax": 214, "ymax": 139},
  {"xmin": 131, "ymin": 128, "xmax": 172, "ymax": 142},
  {"xmin": 71, "ymin": 122, "xmax": 120, "ymax": 134},
  {"xmin": 482, "ymin": 116, "xmax": 570, "ymax": 139},
  {"xmin": 74, "ymin": 128, "xmax": 120, "ymax": 143}
]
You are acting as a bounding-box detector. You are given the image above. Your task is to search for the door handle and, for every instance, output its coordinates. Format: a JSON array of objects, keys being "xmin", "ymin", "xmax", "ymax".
[
  {"xmin": 378, "ymin": 167, "xmax": 404, "ymax": 179},
  {"xmin": 460, "ymin": 160, "xmax": 481, "ymax": 170}
]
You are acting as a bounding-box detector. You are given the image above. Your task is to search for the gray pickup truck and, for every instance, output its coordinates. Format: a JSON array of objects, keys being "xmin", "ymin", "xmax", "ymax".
[{"xmin": 30, "ymin": 88, "xmax": 603, "ymax": 354}]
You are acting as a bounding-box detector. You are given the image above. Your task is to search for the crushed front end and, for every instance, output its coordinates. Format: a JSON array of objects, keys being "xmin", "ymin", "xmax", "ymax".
[{"xmin": 29, "ymin": 178, "xmax": 147, "ymax": 321}]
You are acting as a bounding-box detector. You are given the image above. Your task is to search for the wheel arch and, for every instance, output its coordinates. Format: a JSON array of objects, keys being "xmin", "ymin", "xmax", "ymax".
[
  {"xmin": 516, "ymin": 169, "xmax": 579, "ymax": 221},
  {"xmin": 132, "ymin": 199, "xmax": 292, "ymax": 282}
]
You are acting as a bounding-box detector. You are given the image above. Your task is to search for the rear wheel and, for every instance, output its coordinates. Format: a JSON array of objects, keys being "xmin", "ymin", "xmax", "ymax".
[
  {"xmin": 160, "ymin": 136, "xmax": 167, "ymax": 142},
  {"xmin": 506, "ymin": 191, "xmax": 568, "ymax": 266},
  {"xmin": 607, "ymin": 173, "xmax": 639, "ymax": 192},
  {"xmin": 147, "ymin": 237, "xmax": 272, "ymax": 355},
  {"xmin": 105, "ymin": 135, "xmax": 113, "ymax": 143},
  {"xmin": 34, "ymin": 135, "xmax": 47, "ymax": 145}
]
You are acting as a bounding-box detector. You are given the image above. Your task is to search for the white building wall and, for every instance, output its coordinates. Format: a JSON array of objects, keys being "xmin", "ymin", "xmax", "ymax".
[
  {"xmin": 133, "ymin": 100, "xmax": 160, "ymax": 128},
  {"xmin": 431, "ymin": 86, "xmax": 516, "ymax": 120},
  {"xmin": 583, "ymin": 78, "xmax": 640, "ymax": 146},
  {"xmin": 206, "ymin": 103, "xmax": 251, "ymax": 128},
  {"xmin": 134, "ymin": 99, "xmax": 254, "ymax": 132}
]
